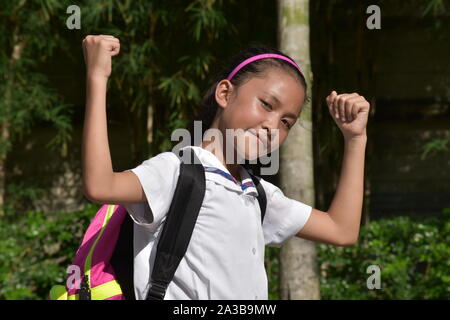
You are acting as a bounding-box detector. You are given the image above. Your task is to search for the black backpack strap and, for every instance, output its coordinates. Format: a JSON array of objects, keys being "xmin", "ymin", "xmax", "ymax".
[
  {"xmin": 146, "ymin": 147, "xmax": 206, "ymax": 300},
  {"xmin": 249, "ymin": 173, "xmax": 267, "ymax": 223},
  {"xmin": 110, "ymin": 212, "xmax": 136, "ymax": 300}
]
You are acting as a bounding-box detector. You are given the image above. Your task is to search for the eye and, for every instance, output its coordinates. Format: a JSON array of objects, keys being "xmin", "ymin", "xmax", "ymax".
[
  {"xmin": 282, "ymin": 120, "xmax": 292, "ymax": 129},
  {"xmin": 260, "ymin": 99, "xmax": 272, "ymax": 110}
]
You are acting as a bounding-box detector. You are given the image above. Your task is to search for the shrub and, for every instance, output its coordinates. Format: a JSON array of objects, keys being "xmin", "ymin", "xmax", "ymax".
[
  {"xmin": 1, "ymin": 204, "xmax": 448, "ymax": 300},
  {"xmin": 317, "ymin": 211, "xmax": 450, "ymax": 299},
  {"xmin": 0, "ymin": 203, "xmax": 99, "ymax": 300}
]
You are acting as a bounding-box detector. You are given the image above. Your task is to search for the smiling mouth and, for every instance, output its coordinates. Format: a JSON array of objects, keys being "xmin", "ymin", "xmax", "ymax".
[{"xmin": 249, "ymin": 129, "xmax": 268, "ymax": 149}]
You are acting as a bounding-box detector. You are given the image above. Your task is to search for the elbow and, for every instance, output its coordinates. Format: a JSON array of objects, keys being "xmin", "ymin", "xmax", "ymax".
[
  {"xmin": 335, "ymin": 234, "xmax": 359, "ymax": 247},
  {"xmin": 334, "ymin": 224, "xmax": 360, "ymax": 247},
  {"xmin": 83, "ymin": 184, "xmax": 102, "ymax": 204}
]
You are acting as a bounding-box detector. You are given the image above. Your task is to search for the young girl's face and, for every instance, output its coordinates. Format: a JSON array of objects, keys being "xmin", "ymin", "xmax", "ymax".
[{"xmin": 215, "ymin": 67, "xmax": 306, "ymax": 160}]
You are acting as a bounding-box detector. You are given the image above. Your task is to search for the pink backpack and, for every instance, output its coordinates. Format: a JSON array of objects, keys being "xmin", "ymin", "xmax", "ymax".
[{"xmin": 49, "ymin": 204, "xmax": 128, "ymax": 300}]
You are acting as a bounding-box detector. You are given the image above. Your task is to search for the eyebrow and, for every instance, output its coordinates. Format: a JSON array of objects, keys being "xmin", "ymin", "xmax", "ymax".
[{"xmin": 264, "ymin": 92, "xmax": 299, "ymax": 119}]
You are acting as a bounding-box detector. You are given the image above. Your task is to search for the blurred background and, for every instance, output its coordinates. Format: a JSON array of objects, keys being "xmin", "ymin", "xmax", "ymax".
[{"xmin": 0, "ymin": 0, "xmax": 448, "ymax": 300}]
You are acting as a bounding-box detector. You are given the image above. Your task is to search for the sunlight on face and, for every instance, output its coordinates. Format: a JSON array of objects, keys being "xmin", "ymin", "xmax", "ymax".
[{"xmin": 220, "ymin": 67, "xmax": 305, "ymax": 160}]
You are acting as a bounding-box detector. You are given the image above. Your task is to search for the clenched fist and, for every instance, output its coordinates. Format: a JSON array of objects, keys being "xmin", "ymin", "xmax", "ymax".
[
  {"xmin": 82, "ymin": 35, "xmax": 120, "ymax": 79},
  {"xmin": 326, "ymin": 91, "xmax": 370, "ymax": 140}
]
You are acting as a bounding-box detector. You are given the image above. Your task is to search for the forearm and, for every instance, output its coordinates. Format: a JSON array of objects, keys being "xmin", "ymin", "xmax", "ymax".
[
  {"xmin": 328, "ymin": 134, "xmax": 367, "ymax": 243},
  {"xmin": 82, "ymin": 75, "xmax": 114, "ymax": 198}
]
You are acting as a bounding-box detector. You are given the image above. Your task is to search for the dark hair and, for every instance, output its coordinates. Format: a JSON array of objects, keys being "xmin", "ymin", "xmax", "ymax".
[{"xmin": 188, "ymin": 43, "xmax": 308, "ymax": 139}]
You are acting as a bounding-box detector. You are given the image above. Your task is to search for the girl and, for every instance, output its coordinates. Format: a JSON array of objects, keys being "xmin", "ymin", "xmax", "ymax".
[{"xmin": 82, "ymin": 35, "xmax": 370, "ymax": 300}]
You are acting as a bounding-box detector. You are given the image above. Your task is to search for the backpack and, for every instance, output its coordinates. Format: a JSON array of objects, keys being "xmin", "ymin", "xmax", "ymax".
[{"xmin": 49, "ymin": 147, "xmax": 267, "ymax": 300}]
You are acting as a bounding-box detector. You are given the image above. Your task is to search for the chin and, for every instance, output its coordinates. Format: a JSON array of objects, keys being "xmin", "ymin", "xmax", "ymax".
[
  {"xmin": 229, "ymin": 129, "xmax": 280, "ymax": 164},
  {"xmin": 237, "ymin": 148, "xmax": 259, "ymax": 162},
  {"xmin": 235, "ymin": 133, "xmax": 270, "ymax": 162}
]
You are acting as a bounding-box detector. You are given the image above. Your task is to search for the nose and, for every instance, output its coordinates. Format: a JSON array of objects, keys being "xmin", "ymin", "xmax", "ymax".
[{"xmin": 261, "ymin": 114, "xmax": 279, "ymax": 140}]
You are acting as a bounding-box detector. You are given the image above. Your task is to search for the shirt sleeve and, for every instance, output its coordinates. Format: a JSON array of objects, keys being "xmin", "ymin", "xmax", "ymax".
[
  {"xmin": 259, "ymin": 178, "xmax": 313, "ymax": 248},
  {"xmin": 123, "ymin": 151, "xmax": 180, "ymax": 232}
]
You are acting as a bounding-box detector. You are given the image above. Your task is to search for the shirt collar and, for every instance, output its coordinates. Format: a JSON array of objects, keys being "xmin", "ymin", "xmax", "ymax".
[{"xmin": 180, "ymin": 145, "xmax": 258, "ymax": 197}]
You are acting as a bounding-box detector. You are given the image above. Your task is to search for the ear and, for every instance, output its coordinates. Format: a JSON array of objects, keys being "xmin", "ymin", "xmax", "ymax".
[{"xmin": 215, "ymin": 79, "xmax": 234, "ymax": 109}]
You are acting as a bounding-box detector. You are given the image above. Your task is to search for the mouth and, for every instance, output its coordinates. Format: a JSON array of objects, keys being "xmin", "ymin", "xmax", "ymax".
[{"xmin": 248, "ymin": 129, "xmax": 268, "ymax": 149}]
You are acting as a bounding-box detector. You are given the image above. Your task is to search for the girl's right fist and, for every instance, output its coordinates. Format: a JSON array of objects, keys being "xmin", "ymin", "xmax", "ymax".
[{"xmin": 82, "ymin": 35, "xmax": 120, "ymax": 79}]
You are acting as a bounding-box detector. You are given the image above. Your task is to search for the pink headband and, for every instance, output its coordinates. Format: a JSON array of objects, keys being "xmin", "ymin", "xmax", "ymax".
[{"xmin": 226, "ymin": 53, "xmax": 302, "ymax": 81}]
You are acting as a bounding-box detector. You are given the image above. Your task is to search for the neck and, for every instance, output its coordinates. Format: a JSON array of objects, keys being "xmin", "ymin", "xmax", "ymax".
[{"xmin": 199, "ymin": 135, "xmax": 242, "ymax": 184}]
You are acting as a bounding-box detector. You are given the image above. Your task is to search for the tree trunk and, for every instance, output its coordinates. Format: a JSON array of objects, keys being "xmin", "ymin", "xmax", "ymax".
[
  {"xmin": 0, "ymin": 29, "xmax": 24, "ymax": 216},
  {"xmin": 0, "ymin": 123, "xmax": 10, "ymax": 217},
  {"xmin": 277, "ymin": 0, "xmax": 320, "ymax": 300}
]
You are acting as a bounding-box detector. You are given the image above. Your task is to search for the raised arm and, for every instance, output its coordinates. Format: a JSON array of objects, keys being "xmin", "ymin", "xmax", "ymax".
[
  {"xmin": 296, "ymin": 92, "xmax": 369, "ymax": 246},
  {"xmin": 81, "ymin": 35, "xmax": 146, "ymax": 204}
]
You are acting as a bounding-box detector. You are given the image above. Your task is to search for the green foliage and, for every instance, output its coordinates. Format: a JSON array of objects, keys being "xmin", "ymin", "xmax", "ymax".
[
  {"xmin": 0, "ymin": 204, "xmax": 100, "ymax": 300},
  {"xmin": 3, "ymin": 183, "xmax": 47, "ymax": 215},
  {"xmin": 317, "ymin": 212, "xmax": 450, "ymax": 299},
  {"xmin": 422, "ymin": 0, "xmax": 447, "ymax": 17},
  {"xmin": 77, "ymin": 0, "xmax": 233, "ymax": 158},
  {"xmin": 420, "ymin": 138, "xmax": 450, "ymax": 160},
  {"xmin": 265, "ymin": 246, "xmax": 280, "ymax": 300},
  {"xmin": 185, "ymin": 0, "xmax": 228, "ymax": 41},
  {"xmin": 0, "ymin": 0, "xmax": 74, "ymax": 159},
  {"xmin": 2, "ymin": 204, "xmax": 448, "ymax": 300}
]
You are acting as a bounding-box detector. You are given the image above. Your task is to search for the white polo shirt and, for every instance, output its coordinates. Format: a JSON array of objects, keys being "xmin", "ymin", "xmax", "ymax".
[{"xmin": 124, "ymin": 145, "xmax": 312, "ymax": 300}]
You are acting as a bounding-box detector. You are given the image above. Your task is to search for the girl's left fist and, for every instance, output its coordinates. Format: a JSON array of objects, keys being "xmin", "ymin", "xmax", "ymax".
[{"xmin": 326, "ymin": 91, "xmax": 370, "ymax": 140}]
